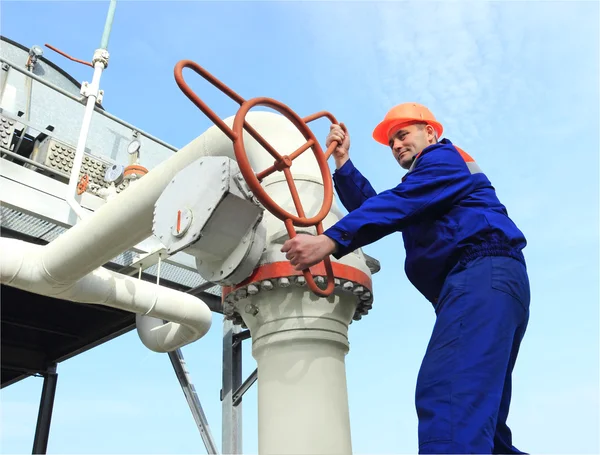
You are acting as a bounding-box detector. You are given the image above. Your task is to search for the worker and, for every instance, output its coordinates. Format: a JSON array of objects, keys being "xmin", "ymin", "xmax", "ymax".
[{"xmin": 281, "ymin": 103, "xmax": 530, "ymax": 454}]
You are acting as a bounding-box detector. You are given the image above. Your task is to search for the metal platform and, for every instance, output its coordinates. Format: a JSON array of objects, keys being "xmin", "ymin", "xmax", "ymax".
[
  {"xmin": 0, "ymin": 145, "xmax": 223, "ymax": 389},
  {"xmin": 0, "ymin": 227, "xmax": 223, "ymax": 389},
  {"xmin": 0, "ymin": 34, "xmax": 247, "ymax": 454}
]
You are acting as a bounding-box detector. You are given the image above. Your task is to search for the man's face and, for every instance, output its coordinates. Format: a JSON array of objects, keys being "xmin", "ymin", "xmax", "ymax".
[{"xmin": 388, "ymin": 123, "xmax": 436, "ymax": 169}]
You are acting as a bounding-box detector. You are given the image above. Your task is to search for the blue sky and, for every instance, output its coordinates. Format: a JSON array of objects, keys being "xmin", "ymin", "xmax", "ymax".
[{"xmin": 1, "ymin": 1, "xmax": 598, "ymax": 453}]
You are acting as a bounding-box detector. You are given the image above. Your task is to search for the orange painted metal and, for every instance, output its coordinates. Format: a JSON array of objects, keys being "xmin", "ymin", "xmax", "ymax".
[
  {"xmin": 123, "ymin": 165, "xmax": 148, "ymax": 177},
  {"xmin": 45, "ymin": 44, "xmax": 94, "ymax": 68},
  {"xmin": 302, "ymin": 111, "xmax": 341, "ymax": 160},
  {"xmin": 222, "ymin": 261, "xmax": 372, "ymax": 300},
  {"xmin": 173, "ymin": 59, "xmax": 343, "ymax": 297},
  {"xmin": 76, "ymin": 174, "xmax": 89, "ymax": 195}
]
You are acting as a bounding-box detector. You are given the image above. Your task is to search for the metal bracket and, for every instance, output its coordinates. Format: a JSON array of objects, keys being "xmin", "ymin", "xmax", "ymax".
[
  {"xmin": 80, "ymin": 81, "xmax": 103, "ymax": 104},
  {"xmin": 128, "ymin": 247, "xmax": 168, "ymax": 272},
  {"xmin": 232, "ymin": 368, "xmax": 257, "ymax": 407},
  {"xmin": 363, "ymin": 253, "xmax": 381, "ymax": 274},
  {"xmin": 229, "ymin": 329, "xmax": 256, "ymax": 407},
  {"xmin": 231, "ymin": 329, "xmax": 251, "ymax": 348},
  {"xmin": 80, "ymin": 81, "xmax": 96, "ymax": 98},
  {"xmin": 187, "ymin": 281, "xmax": 217, "ymax": 296}
]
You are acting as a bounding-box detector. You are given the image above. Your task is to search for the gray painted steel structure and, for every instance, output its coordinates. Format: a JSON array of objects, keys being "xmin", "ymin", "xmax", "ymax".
[{"xmin": 1, "ymin": 36, "xmax": 251, "ymax": 454}]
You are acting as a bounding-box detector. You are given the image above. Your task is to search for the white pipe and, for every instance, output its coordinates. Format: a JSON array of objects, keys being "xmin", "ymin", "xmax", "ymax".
[
  {"xmin": 135, "ymin": 315, "xmax": 198, "ymax": 353},
  {"xmin": 41, "ymin": 111, "xmax": 295, "ymax": 285},
  {"xmin": 3, "ymin": 113, "xmax": 243, "ymax": 352},
  {"xmin": 238, "ymin": 288, "xmax": 357, "ymax": 454},
  {"xmin": 218, "ymin": 113, "xmax": 370, "ymax": 454},
  {"xmin": 66, "ymin": 60, "xmax": 105, "ymax": 221},
  {"xmin": 0, "ymin": 238, "xmax": 212, "ymax": 352},
  {"xmin": 41, "ymin": 124, "xmax": 224, "ymax": 284},
  {"xmin": 3, "ymin": 113, "xmax": 287, "ymax": 351}
]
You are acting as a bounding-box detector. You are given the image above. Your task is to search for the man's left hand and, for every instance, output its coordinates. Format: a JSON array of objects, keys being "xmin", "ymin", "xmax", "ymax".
[{"xmin": 281, "ymin": 234, "xmax": 338, "ymax": 271}]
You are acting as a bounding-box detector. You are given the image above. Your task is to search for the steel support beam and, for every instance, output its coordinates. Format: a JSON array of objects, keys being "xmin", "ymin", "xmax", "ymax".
[
  {"xmin": 168, "ymin": 349, "xmax": 219, "ymax": 454},
  {"xmin": 32, "ymin": 364, "xmax": 58, "ymax": 454},
  {"xmin": 222, "ymin": 320, "xmax": 243, "ymax": 454}
]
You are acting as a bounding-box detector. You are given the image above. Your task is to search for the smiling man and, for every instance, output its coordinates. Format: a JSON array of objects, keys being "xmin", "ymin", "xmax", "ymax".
[{"xmin": 281, "ymin": 103, "xmax": 531, "ymax": 454}]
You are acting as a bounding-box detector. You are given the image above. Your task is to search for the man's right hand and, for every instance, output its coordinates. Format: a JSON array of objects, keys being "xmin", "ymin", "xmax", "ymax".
[{"xmin": 326, "ymin": 123, "xmax": 350, "ymax": 169}]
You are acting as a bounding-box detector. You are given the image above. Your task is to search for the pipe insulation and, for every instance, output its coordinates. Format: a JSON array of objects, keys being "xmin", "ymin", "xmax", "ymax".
[
  {"xmin": 0, "ymin": 237, "xmax": 212, "ymax": 352},
  {"xmin": 246, "ymin": 288, "xmax": 357, "ymax": 454},
  {"xmin": 40, "ymin": 111, "xmax": 331, "ymax": 284},
  {"xmin": 40, "ymin": 116, "xmax": 240, "ymax": 284},
  {"xmin": 2, "ymin": 112, "xmax": 312, "ymax": 351}
]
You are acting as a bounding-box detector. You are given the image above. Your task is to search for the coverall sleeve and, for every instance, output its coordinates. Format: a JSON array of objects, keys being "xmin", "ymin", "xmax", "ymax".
[
  {"xmin": 324, "ymin": 144, "xmax": 476, "ymax": 258},
  {"xmin": 332, "ymin": 159, "xmax": 378, "ymax": 212}
]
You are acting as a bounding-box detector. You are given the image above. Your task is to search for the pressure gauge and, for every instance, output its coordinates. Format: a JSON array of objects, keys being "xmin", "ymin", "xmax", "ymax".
[
  {"xmin": 104, "ymin": 163, "xmax": 125, "ymax": 185},
  {"xmin": 127, "ymin": 139, "xmax": 141, "ymax": 155}
]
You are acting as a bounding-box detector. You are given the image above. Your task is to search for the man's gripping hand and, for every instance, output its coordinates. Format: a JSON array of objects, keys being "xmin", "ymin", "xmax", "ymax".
[
  {"xmin": 326, "ymin": 123, "xmax": 351, "ymax": 169},
  {"xmin": 281, "ymin": 234, "xmax": 338, "ymax": 271}
]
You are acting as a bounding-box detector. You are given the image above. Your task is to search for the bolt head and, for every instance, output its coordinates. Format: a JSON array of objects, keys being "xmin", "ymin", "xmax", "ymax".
[
  {"xmin": 353, "ymin": 286, "xmax": 365, "ymax": 296},
  {"xmin": 260, "ymin": 280, "xmax": 274, "ymax": 291}
]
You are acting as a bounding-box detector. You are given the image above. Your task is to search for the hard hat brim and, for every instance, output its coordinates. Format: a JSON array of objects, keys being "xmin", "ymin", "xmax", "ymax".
[{"xmin": 372, "ymin": 118, "xmax": 443, "ymax": 145}]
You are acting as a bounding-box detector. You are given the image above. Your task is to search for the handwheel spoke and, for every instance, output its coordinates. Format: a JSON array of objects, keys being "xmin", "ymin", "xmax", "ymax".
[
  {"xmin": 243, "ymin": 121, "xmax": 283, "ymax": 162},
  {"xmin": 284, "ymin": 219, "xmax": 296, "ymax": 239},
  {"xmin": 283, "ymin": 168, "xmax": 306, "ymax": 218},
  {"xmin": 256, "ymin": 163, "xmax": 279, "ymax": 181},
  {"xmin": 289, "ymin": 139, "xmax": 315, "ymax": 161}
]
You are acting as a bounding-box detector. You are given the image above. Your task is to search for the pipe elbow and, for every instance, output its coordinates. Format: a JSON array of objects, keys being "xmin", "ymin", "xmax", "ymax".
[
  {"xmin": 135, "ymin": 314, "xmax": 206, "ymax": 353},
  {"xmin": 134, "ymin": 292, "xmax": 212, "ymax": 352},
  {"xmin": 134, "ymin": 288, "xmax": 212, "ymax": 352},
  {"xmin": 98, "ymin": 271, "xmax": 212, "ymax": 352}
]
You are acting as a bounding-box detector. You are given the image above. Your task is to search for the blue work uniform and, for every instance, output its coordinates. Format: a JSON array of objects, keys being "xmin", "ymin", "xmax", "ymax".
[{"xmin": 324, "ymin": 139, "xmax": 530, "ymax": 454}]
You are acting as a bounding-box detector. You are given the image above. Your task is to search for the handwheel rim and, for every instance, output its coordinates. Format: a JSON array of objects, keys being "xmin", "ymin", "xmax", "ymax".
[{"xmin": 232, "ymin": 97, "xmax": 334, "ymax": 227}]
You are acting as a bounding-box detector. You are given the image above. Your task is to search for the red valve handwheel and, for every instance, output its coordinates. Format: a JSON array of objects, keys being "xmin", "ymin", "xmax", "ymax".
[
  {"xmin": 233, "ymin": 97, "xmax": 334, "ymax": 227},
  {"xmin": 174, "ymin": 60, "xmax": 341, "ymax": 297}
]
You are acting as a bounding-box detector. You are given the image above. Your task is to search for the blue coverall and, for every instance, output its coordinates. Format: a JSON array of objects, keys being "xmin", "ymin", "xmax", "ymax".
[{"xmin": 323, "ymin": 139, "xmax": 530, "ymax": 454}]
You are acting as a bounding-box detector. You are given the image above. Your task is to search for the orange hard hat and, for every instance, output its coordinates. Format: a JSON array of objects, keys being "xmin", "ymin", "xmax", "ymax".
[{"xmin": 372, "ymin": 102, "xmax": 443, "ymax": 145}]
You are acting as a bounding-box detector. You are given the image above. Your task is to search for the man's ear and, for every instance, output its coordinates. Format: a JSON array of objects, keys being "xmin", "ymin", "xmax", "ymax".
[{"xmin": 425, "ymin": 124, "xmax": 437, "ymax": 142}]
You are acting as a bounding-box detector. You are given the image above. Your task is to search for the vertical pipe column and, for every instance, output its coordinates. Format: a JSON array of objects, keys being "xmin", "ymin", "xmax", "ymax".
[
  {"xmin": 238, "ymin": 288, "xmax": 357, "ymax": 455},
  {"xmin": 32, "ymin": 364, "xmax": 58, "ymax": 455}
]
